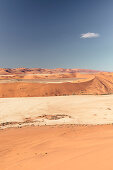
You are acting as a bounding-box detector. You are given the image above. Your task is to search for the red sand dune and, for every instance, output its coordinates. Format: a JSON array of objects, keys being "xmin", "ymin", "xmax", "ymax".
[
  {"xmin": 0, "ymin": 73, "xmax": 113, "ymax": 97},
  {"xmin": 0, "ymin": 68, "xmax": 102, "ymax": 75},
  {"xmin": 1, "ymin": 125, "xmax": 113, "ymax": 170},
  {"xmin": 0, "ymin": 68, "xmax": 112, "ymax": 97},
  {"xmin": 13, "ymin": 72, "xmax": 77, "ymax": 80}
]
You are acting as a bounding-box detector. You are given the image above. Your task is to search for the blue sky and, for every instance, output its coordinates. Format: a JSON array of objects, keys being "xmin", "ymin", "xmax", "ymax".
[{"xmin": 0, "ymin": 0, "xmax": 113, "ymax": 71}]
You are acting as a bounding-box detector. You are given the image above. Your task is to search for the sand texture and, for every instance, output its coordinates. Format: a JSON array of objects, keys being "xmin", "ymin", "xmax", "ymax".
[
  {"xmin": 1, "ymin": 125, "xmax": 113, "ymax": 170},
  {"xmin": 0, "ymin": 73, "xmax": 113, "ymax": 97},
  {"xmin": 1, "ymin": 68, "xmax": 113, "ymax": 169},
  {"xmin": 1, "ymin": 95, "xmax": 113, "ymax": 129}
]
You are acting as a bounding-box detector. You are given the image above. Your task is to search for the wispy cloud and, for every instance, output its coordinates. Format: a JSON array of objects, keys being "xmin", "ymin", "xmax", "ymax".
[{"xmin": 80, "ymin": 32, "xmax": 100, "ymax": 39}]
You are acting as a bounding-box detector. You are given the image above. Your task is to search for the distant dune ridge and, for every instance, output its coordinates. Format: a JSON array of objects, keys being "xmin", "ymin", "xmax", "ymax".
[
  {"xmin": 0, "ymin": 68, "xmax": 102, "ymax": 75},
  {"xmin": 0, "ymin": 68, "xmax": 112, "ymax": 97}
]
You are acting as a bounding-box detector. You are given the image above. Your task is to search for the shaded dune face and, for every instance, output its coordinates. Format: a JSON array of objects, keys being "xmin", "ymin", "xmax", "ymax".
[{"xmin": 0, "ymin": 73, "xmax": 113, "ymax": 97}]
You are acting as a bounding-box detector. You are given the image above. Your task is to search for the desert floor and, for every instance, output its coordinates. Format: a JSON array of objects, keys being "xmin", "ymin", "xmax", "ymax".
[
  {"xmin": 1, "ymin": 95, "xmax": 113, "ymax": 170},
  {"xmin": 1, "ymin": 95, "xmax": 113, "ymax": 129},
  {"xmin": 1, "ymin": 125, "xmax": 113, "ymax": 170},
  {"xmin": 0, "ymin": 77, "xmax": 80, "ymax": 83}
]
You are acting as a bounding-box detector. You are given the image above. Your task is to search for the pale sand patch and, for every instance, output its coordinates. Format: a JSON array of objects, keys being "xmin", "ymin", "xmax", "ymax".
[
  {"xmin": 0, "ymin": 77, "xmax": 80, "ymax": 83},
  {"xmin": 0, "ymin": 95, "xmax": 113, "ymax": 128}
]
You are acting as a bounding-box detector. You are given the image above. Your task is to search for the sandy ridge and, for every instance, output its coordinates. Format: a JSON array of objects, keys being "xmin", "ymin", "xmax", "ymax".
[{"xmin": 0, "ymin": 74, "xmax": 113, "ymax": 97}]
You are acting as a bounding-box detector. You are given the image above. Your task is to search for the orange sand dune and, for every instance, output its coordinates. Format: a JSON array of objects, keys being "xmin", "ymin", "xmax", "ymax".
[
  {"xmin": 1, "ymin": 125, "xmax": 113, "ymax": 170},
  {"xmin": 0, "ymin": 67, "xmax": 102, "ymax": 75},
  {"xmin": 0, "ymin": 73, "xmax": 113, "ymax": 97},
  {"xmin": 13, "ymin": 72, "xmax": 77, "ymax": 80}
]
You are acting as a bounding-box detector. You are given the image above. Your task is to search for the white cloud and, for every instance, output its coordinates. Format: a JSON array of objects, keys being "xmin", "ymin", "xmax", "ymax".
[{"xmin": 80, "ymin": 32, "xmax": 100, "ymax": 39}]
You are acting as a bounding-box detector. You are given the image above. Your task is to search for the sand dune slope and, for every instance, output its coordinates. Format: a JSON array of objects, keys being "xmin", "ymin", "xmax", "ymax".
[
  {"xmin": 0, "ymin": 74, "xmax": 113, "ymax": 97},
  {"xmin": 1, "ymin": 125, "xmax": 113, "ymax": 170}
]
